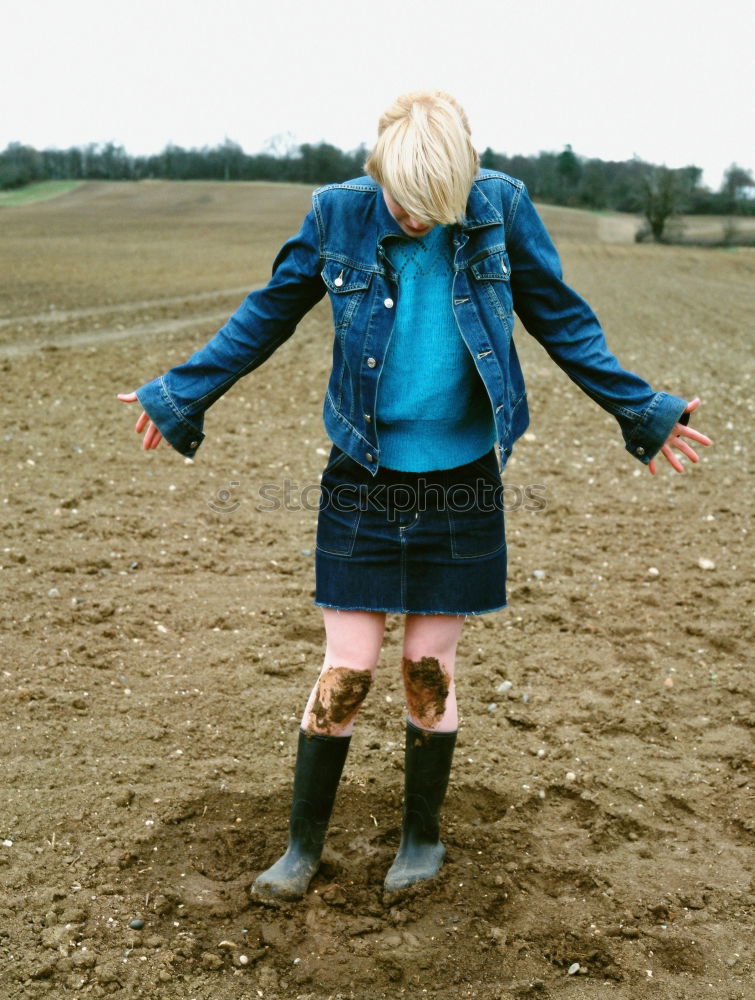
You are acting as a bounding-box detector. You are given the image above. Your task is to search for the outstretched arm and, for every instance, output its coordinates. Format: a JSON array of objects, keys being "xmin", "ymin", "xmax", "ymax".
[
  {"xmin": 118, "ymin": 206, "xmax": 325, "ymax": 458},
  {"xmin": 507, "ymin": 185, "xmax": 697, "ymax": 468}
]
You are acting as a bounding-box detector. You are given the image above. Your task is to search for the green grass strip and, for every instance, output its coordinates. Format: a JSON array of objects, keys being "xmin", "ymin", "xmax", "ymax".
[{"xmin": 0, "ymin": 180, "xmax": 83, "ymax": 207}]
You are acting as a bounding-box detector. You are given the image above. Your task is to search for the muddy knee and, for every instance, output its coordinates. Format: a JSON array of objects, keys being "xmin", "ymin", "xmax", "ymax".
[
  {"xmin": 401, "ymin": 656, "xmax": 450, "ymax": 730},
  {"xmin": 306, "ymin": 666, "xmax": 373, "ymax": 735}
]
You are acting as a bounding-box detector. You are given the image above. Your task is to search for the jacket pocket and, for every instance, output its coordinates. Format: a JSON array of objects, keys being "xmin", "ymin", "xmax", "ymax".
[
  {"xmin": 321, "ymin": 260, "xmax": 374, "ymax": 330},
  {"xmin": 470, "ymin": 249, "xmax": 511, "ymax": 282},
  {"xmin": 469, "ymin": 250, "xmax": 513, "ymax": 319}
]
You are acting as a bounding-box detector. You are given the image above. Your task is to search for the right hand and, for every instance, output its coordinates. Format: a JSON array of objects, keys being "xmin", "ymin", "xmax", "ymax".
[{"xmin": 117, "ymin": 392, "xmax": 164, "ymax": 450}]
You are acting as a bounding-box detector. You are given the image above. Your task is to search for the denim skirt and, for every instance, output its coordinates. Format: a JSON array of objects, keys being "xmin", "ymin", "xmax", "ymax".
[{"xmin": 314, "ymin": 445, "xmax": 507, "ymax": 615}]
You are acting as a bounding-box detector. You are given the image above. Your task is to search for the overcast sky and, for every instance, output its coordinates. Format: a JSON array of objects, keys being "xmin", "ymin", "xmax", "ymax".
[{"xmin": 3, "ymin": 0, "xmax": 752, "ymax": 189}]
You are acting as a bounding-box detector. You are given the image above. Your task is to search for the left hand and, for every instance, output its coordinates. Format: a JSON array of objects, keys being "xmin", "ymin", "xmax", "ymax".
[
  {"xmin": 648, "ymin": 397, "xmax": 712, "ymax": 475},
  {"xmin": 117, "ymin": 391, "xmax": 165, "ymax": 450}
]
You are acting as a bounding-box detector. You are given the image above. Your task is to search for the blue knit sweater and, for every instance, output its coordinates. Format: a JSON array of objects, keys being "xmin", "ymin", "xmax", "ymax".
[{"xmin": 376, "ymin": 225, "xmax": 496, "ymax": 471}]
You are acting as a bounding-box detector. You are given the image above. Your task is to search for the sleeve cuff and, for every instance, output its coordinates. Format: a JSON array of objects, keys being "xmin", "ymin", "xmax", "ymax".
[
  {"xmin": 135, "ymin": 376, "xmax": 205, "ymax": 458},
  {"xmin": 624, "ymin": 392, "xmax": 688, "ymax": 464}
]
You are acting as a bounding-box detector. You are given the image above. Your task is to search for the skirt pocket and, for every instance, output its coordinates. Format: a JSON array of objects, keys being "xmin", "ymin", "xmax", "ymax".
[
  {"xmin": 446, "ymin": 452, "xmax": 505, "ymax": 559},
  {"xmin": 447, "ymin": 505, "xmax": 505, "ymax": 559},
  {"xmin": 316, "ymin": 448, "xmax": 365, "ymax": 556}
]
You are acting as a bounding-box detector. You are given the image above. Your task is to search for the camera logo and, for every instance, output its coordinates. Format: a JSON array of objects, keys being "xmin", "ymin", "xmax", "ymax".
[{"xmin": 207, "ymin": 481, "xmax": 240, "ymax": 514}]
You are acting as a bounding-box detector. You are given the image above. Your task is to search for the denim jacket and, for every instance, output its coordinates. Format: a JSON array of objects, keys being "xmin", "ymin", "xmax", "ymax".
[{"xmin": 135, "ymin": 170, "xmax": 688, "ymax": 474}]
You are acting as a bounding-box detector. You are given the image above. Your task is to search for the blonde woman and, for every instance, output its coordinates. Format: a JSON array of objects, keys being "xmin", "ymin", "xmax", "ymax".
[{"xmin": 119, "ymin": 91, "xmax": 710, "ymax": 901}]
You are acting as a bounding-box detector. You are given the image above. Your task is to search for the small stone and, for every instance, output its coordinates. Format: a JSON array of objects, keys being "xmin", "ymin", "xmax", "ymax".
[
  {"xmin": 697, "ymin": 557, "xmax": 715, "ymax": 571},
  {"xmin": 663, "ymin": 677, "xmax": 674, "ymax": 690},
  {"xmin": 496, "ymin": 680, "xmax": 513, "ymax": 694},
  {"xmin": 71, "ymin": 951, "xmax": 96, "ymax": 969},
  {"xmin": 647, "ymin": 567, "xmax": 660, "ymax": 577},
  {"xmin": 30, "ymin": 958, "xmax": 58, "ymax": 980},
  {"xmin": 2, "ymin": 839, "xmax": 13, "ymax": 847},
  {"xmin": 113, "ymin": 789, "xmax": 135, "ymax": 807},
  {"xmin": 217, "ymin": 940, "xmax": 236, "ymax": 950},
  {"xmin": 152, "ymin": 894, "xmax": 172, "ymax": 915},
  {"xmin": 40, "ymin": 925, "xmax": 75, "ymax": 950},
  {"xmin": 238, "ymin": 954, "xmax": 249, "ymax": 966},
  {"xmin": 532, "ymin": 569, "xmax": 546, "ymax": 580},
  {"xmin": 568, "ymin": 962, "xmax": 580, "ymax": 975},
  {"xmin": 95, "ymin": 962, "xmax": 122, "ymax": 985},
  {"xmin": 565, "ymin": 771, "xmax": 577, "ymax": 782},
  {"xmin": 321, "ymin": 883, "xmax": 347, "ymax": 906},
  {"xmin": 487, "ymin": 703, "xmax": 497, "ymax": 712},
  {"xmin": 201, "ymin": 952, "xmax": 223, "ymax": 970},
  {"xmin": 129, "ymin": 919, "xmax": 145, "ymax": 930},
  {"xmin": 48, "ymin": 588, "xmax": 60, "ymax": 598}
]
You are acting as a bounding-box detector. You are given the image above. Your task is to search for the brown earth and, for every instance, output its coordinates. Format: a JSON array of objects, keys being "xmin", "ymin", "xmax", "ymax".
[{"xmin": 0, "ymin": 181, "xmax": 752, "ymax": 1000}]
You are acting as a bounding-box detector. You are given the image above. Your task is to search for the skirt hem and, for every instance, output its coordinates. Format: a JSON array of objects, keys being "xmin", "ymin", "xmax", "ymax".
[{"xmin": 312, "ymin": 600, "xmax": 508, "ymax": 616}]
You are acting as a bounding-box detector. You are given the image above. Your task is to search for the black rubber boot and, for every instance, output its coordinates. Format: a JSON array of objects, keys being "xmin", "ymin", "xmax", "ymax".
[
  {"xmin": 384, "ymin": 721, "xmax": 457, "ymax": 893},
  {"xmin": 251, "ymin": 728, "xmax": 351, "ymax": 901}
]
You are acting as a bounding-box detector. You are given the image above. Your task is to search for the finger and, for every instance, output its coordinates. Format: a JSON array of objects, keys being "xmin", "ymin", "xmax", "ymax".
[
  {"xmin": 135, "ymin": 411, "xmax": 149, "ymax": 433},
  {"xmin": 662, "ymin": 443, "xmax": 684, "ymax": 474},
  {"xmin": 117, "ymin": 392, "xmax": 138, "ymax": 403},
  {"xmin": 677, "ymin": 425, "xmax": 712, "ymax": 446},
  {"xmin": 143, "ymin": 424, "xmax": 162, "ymax": 450},
  {"xmin": 672, "ymin": 438, "xmax": 699, "ymax": 463},
  {"xmin": 648, "ymin": 458, "xmax": 657, "ymax": 476},
  {"xmin": 683, "ymin": 396, "xmax": 701, "ymax": 415}
]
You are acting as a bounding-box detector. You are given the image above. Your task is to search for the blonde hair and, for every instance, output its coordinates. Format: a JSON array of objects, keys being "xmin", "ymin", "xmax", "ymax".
[{"xmin": 365, "ymin": 90, "xmax": 479, "ymax": 226}]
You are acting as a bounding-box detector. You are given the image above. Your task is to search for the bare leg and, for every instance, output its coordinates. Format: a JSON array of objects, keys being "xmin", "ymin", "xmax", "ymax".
[
  {"xmin": 301, "ymin": 608, "xmax": 386, "ymax": 736},
  {"xmin": 400, "ymin": 613, "xmax": 465, "ymax": 732}
]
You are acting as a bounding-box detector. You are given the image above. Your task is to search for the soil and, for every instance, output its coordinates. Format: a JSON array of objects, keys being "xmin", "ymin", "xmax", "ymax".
[{"xmin": 0, "ymin": 182, "xmax": 752, "ymax": 1000}]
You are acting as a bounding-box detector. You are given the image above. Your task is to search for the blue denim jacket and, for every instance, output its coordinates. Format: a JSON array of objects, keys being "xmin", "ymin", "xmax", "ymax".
[{"xmin": 135, "ymin": 171, "xmax": 688, "ymax": 474}]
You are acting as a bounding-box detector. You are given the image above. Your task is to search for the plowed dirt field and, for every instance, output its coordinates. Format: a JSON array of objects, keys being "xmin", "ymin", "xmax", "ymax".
[{"xmin": 0, "ymin": 181, "xmax": 752, "ymax": 1000}]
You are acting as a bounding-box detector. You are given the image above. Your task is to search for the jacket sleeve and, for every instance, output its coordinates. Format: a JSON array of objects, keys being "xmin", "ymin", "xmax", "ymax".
[
  {"xmin": 134, "ymin": 206, "xmax": 326, "ymax": 458},
  {"xmin": 506, "ymin": 185, "xmax": 688, "ymax": 464}
]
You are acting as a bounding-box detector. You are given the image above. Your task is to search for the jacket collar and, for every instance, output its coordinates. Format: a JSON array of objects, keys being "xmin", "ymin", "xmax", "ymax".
[
  {"xmin": 462, "ymin": 180, "xmax": 503, "ymax": 230},
  {"xmin": 374, "ymin": 174, "xmax": 502, "ymax": 240}
]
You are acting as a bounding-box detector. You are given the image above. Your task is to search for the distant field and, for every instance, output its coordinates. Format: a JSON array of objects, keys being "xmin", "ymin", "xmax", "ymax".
[
  {"xmin": 0, "ymin": 179, "xmax": 82, "ymax": 206},
  {"xmin": 676, "ymin": 213, "xmax": 755, "ymax": 243}
]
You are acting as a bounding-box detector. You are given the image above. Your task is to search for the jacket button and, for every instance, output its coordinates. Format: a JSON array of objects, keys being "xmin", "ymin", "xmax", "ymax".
[
  {"xmin": 364, "ymin": 413, "xmax": 372, "ymax": 423},
  {"xmin": 636, "ymin": 446, "xmax": 645, "ymax": 456},
  {"xmin": 384, "ymin": 297, "xmax": 394, "ymax": 308},
  {"xmin": 366, "ymin": 452, "xmax": 375, "ymax": 463},
  {"xmin": 367, "ymin": 357, "xmax": 377, "ymax": 368},
  {"xmin": 190, "ymin": 440, "xmax": 199, "ymax": 449}
]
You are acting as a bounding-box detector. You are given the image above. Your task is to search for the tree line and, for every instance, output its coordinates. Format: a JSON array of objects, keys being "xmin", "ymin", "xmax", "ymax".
[{"xmin": 1, "ymin": 138, "xmax": 753, "ymax": 238}]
